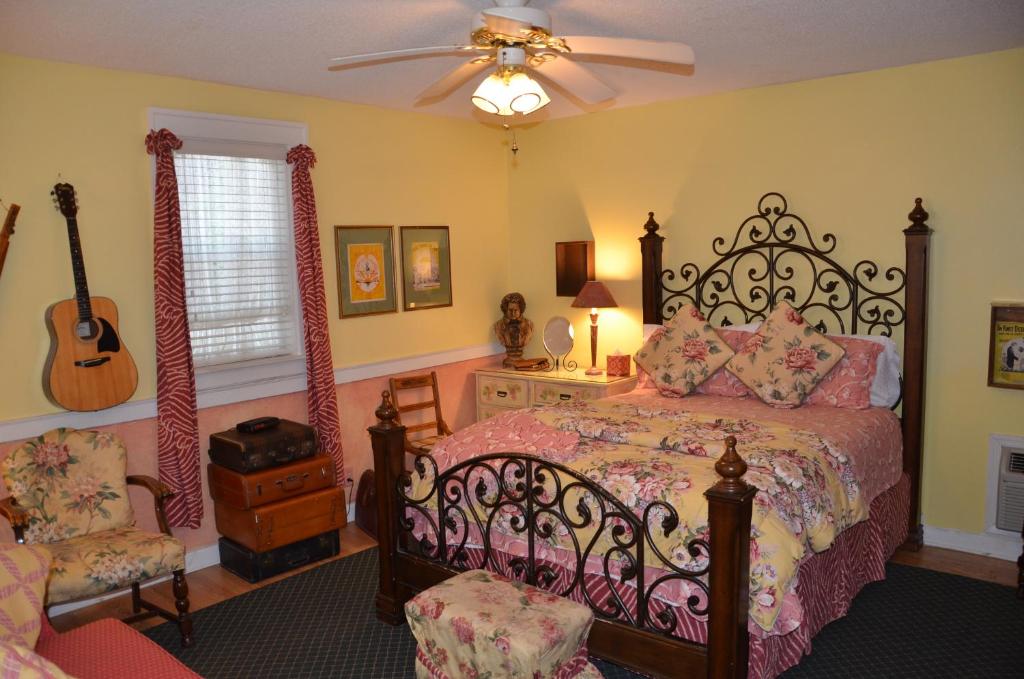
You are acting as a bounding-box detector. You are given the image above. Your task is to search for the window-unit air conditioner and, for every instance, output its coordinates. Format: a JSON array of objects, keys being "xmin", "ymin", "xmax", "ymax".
[{"xmin": 996, "ymin": 447, "xmax": 1024, "ymax": 532}]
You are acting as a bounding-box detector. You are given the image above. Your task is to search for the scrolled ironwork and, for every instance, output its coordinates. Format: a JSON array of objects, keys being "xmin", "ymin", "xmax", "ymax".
[
  {"xmin": 394, "ymin": 452, "xmax": 711, "ymax": 640},
  {"xmin": 660, "ymin": 192, "xmax": 907, "ymax": 339}
]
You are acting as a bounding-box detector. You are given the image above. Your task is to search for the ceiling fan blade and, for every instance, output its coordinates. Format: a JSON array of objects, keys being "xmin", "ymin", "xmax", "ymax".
[
  {"xmin": 328, "ymin": 45, "xmax": 474, "ymax": 70},
  {"xmin": 561, "ymin": 36, "xmax": 695, "ymax": 66},
  {"xmin": 533, "ymin": 57, "xmax": 616, "ymax": 105},
  {"xmin": 417, "ymin": 59, "xmax": 492, "ymax": 100},
  {"xmin": 481, "ymin": 8, "xmax": 536, "ymax": 37}
]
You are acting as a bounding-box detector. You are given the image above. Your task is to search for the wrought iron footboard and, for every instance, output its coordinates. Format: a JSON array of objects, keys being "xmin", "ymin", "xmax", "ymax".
[{"xmin": 369, "ymin": 390, "xmax": 756, "ymax": 679}]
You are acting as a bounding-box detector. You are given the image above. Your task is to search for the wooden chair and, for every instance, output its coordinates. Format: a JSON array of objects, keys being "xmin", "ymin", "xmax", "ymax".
[
  {"xmin": 0, "ymin": 428, "xmax": 193, "ymax": 647},
  {"xmin": 388, "ymin": 371, "xmax": 452, "ymax": 455}
]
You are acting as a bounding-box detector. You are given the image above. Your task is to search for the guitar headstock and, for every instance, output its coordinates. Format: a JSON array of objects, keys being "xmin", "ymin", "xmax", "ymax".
[
  {"xmin": 1, "ymin": 204, "xmax": 18, "ymax": 238},
  {"xmin": 51, "ymin": 183, "xmax": 78, "ymax": 218}
]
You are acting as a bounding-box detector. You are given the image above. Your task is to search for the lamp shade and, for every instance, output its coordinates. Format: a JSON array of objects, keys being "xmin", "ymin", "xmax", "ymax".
[
  {"xmin": 571, "ymin": 281, "xmax": 617, "ymax": 309},
  {"xmin": 471, "ymin": 72, "xmax": 551, "ymax": 117}
]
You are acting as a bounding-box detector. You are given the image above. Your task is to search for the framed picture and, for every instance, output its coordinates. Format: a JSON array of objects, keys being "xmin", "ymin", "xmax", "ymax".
[
  {"xmin": 400, "ymin": 226, "xmax": 452, "ymax": 311},
  {"xmin": 333, "ymin": 226, "xmax": 397, "ymax": 318},
  {"xmin": 988, "ymin": 302, "xmax": 1024, "ymax": 390}
]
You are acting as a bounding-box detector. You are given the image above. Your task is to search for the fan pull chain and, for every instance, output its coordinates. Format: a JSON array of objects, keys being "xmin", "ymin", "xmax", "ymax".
[{"xmin": 503, "ymin": 124, "xmax": 519, "ymax": 156}]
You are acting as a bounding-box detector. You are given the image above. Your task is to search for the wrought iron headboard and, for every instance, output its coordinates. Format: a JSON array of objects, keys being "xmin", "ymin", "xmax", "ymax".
[
  {"xmin": 654, "ymin": 192, "xmax": 906, "ymax": 336},
  {"xmin": 639, "ymin": 191, "xmax": 933, "ymax": 547}
]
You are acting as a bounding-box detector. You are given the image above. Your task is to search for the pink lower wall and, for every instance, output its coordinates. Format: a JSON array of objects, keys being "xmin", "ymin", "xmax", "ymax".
[{"xmin": 0, "ymin": 353, "xmax": 501, "ymax": 550}]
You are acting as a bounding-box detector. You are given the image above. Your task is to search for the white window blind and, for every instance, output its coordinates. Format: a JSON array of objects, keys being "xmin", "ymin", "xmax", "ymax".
[{"xmin": 173, "ymin": 153, "xmax": 300, "ymax": 367}]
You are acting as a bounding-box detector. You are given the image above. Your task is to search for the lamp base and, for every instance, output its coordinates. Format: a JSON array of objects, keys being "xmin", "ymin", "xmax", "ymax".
[{"xmin": 585, "ymin": 367, "xmax": 604, "ymax": 376}]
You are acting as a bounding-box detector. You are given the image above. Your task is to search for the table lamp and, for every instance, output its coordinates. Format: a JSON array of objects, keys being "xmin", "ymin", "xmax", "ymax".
[{"xmin": 571, "ymin": 281, "xmax": 618, "ymax": 375}]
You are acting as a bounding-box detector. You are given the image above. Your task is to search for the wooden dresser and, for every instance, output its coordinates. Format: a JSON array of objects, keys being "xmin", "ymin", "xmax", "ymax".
[{"xmin": 474, "ymin": 367, "xmax": 638, "ymax": 421}]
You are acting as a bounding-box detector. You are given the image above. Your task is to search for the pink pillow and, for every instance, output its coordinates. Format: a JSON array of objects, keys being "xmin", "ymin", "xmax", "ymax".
[
  {"xmin": 804, "ymin": 336, "xmax": 884, "ymax": 409},
  {"xmin": 695, "ymin": 328, "xmax": 754, "ymax": 397}
]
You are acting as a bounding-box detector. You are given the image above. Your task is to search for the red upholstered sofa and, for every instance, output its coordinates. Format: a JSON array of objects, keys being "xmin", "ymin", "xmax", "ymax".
[{"xmin": 35, "ymin": 615, "xmax": 200, "ymax": 679}]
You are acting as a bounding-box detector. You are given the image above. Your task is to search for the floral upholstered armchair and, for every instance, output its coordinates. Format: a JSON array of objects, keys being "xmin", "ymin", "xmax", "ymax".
[{"xmin": 0, "ymin": 428, "xmax": 193, "ymax": 646}]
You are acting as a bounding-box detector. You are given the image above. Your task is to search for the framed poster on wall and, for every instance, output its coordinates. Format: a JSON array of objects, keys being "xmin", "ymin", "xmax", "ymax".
[
  {"xmin": 988, "ymin": 302, "xmax": 1024, "ymax": 390},
  {"xmin": 333, "ymin": 225, "xmax": 397, "ymax": 318},
  {"xmin": 400, "ymin": 226, "xmax": 452, "ymax": 312}
]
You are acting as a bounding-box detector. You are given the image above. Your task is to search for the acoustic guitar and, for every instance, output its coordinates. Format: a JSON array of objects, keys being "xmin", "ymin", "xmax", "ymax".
[
  {"xmin": 45, "ymin": 183, "xmax": 138, "ymax": 411},
  {"xmin": 0, "ymin": 202, "xmax": 19, "ymax": 281}
]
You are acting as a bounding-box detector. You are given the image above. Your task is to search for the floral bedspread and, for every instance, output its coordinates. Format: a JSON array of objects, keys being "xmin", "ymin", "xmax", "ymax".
[{"xmin": 423, "ymin": 394, "xmax": 901, "ymax": 635}]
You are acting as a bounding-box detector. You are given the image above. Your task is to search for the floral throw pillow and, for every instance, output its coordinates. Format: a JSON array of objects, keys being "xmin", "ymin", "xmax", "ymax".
[
  {"xmin": 634, "ymin": 304, "xmax": 735, "ymax": 396},
  {"xmin": 2, "ymin": 429, "xmax": 135, "ymax": 545},
  {"xmin": 725, "ymin": 301, "xmax": 845, "ymax": 407}
]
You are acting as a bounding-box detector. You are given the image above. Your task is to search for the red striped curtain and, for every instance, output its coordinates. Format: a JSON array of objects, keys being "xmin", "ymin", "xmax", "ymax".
[
  {"xmin": 146, "ymin": 129, "xmax": 203, "ymax": 529},
  {"xmin": 287, "ymin": 145, "xmax": 345, "ymax": 484}
]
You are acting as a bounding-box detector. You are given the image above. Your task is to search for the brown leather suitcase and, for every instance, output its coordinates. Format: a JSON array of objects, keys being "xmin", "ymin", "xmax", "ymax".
[
  {"xmin": 208, "ymin": 456, "xmax": 335, "ymax": 510},
  {"xmin": 209, "ymin": 419, "xmax": 317, "ymax": 473},
  {"xmin": 213, "ymin": 486, "xmax": 346, "ymax": 553}
]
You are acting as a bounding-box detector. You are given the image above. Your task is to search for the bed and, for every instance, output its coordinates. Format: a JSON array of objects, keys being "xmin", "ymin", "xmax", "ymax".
[{"xmin": 368, "ymin": 192, "xmax": 933, "ymax": 679}]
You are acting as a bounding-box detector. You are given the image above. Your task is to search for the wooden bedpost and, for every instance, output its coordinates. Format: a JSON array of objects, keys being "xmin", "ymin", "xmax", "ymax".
[
  {"xmin": 704, "ymin": 436, "xmax": 756, "ymax": 679},
  {"xmin": 639, "ymin": 211, "xmax": 665, "ymax": 325},
  {"xmin": 901, "ymin": 198, "xmax": 932, "ymax": 550},
  {"xmin": 368, "ymin": 390, "xmax": 408, "ymax": 624}
]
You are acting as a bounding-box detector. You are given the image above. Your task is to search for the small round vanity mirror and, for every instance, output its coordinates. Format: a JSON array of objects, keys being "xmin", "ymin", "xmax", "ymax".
[{"xmin": 543, "ymin": 316, "xmax": 574, "ymax": 358}]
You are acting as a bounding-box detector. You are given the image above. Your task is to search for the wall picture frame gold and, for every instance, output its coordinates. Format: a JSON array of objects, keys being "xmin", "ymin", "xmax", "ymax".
[{"xmin": 988, "ymin": 302, "xmax": 1024, "ymax": 390}]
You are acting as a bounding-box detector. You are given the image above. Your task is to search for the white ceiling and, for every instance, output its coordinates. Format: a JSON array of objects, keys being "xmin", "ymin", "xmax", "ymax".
[{"xmin": 2, "ymin": 0, "xmax": 1022, "ymax": 122}]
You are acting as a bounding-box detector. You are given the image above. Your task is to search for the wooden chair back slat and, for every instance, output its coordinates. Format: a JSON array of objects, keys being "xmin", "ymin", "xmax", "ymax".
[
  {"xmin": 391, "ymin": 375, "xmax": 434, "ymax": 389},
  {"xmin": 405, "ymin": 422, "xmax": 440, "ymax": 434},
  {"xmin": 397, "ymin": 400, "xmax": 436, "ymax": 413}
]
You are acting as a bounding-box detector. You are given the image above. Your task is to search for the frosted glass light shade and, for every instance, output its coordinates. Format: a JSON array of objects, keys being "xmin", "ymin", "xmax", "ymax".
[{"xmin": 471, "ymin": 72, "xmax": 551, "ymax": 116}]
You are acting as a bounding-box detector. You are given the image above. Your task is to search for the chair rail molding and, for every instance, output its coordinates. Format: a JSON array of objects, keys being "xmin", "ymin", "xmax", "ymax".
[{"xmin": 0, "ymin": 342, "xmax": 503, "ymax": 443}]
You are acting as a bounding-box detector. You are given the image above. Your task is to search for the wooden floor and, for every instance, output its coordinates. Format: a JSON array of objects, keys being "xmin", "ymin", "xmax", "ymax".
[{"xmin": 50, "ymin": 523, "xmax": 1018, "ymax": 634}]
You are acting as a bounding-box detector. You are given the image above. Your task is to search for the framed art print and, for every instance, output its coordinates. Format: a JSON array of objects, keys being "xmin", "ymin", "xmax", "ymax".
[
  {"xmin": 988, "ymin": 302, "xmax": 1024, "ymax": 390},
  {"xmin": 400, "ymin": 226, "xmax": 452, "ymax": 311},
  {"xmin": 334, "ymin": 226, "xmax": 397, "ymax": 318}
]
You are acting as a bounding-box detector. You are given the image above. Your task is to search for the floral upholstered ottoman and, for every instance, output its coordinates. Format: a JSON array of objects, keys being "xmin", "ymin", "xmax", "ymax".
[{"xmin": 405, "ymin": 569, "xmax": 604, "ymax": 679}]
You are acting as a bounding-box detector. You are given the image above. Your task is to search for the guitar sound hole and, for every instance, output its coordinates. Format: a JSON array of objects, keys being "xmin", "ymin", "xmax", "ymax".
[{"xmin": 75, "ymin": 319, "xmax": 100, "ymax": 341}]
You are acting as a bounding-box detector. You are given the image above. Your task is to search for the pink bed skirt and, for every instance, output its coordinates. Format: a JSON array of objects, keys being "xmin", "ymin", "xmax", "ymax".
[{"xmin": 433, "ymin": 473, "xmax": 909, "ymax": 679}]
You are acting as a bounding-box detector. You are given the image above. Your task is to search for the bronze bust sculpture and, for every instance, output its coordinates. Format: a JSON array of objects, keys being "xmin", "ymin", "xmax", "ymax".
[{"xmin": 494, "ymin": 292, "xmax": 534, "ymax": 367}]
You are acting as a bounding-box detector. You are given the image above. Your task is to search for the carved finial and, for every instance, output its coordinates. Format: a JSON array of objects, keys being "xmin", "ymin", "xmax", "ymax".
[
  {"xmin": 905, "ymin": 197, "xmax": 931, "ymax": 234},
  {"xmin": 375, "ymin": 390, "xmax": 397, "ymax": 423},
  {"xmin": 714, "ymin": 436, "xmax": 748, "ymax": 490},
  {"xmin": 643, "ymin": 211, "xmax": 660, "ymax": 235}
]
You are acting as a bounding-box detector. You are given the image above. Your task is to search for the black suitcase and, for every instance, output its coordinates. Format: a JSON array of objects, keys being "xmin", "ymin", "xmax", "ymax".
[
  {"xmin": 209, "ymin": 419, "xmax": 317, "ymax": 473},
  {"xmin": 217, "ymin": 529, "xmax": 340, "ymax": 583}
]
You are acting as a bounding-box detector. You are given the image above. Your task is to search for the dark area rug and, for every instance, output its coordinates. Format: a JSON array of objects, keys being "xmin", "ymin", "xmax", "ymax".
[{"xmin": 145, "ymin": 548, "xmax": 1024, "ymax": 678}]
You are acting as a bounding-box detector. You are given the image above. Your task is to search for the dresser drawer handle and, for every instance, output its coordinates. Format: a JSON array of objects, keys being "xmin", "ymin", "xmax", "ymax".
[
  {"xmin": 496, "ymin": 390, "xmax": 508, "ymax": 398},
  {"xmin": 559, "ymin": 393, "xmax": 571, "ymax": 401}
]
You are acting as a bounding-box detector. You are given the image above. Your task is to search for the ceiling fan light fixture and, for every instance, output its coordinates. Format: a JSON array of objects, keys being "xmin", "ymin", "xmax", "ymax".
[{"xmin": 471, "ymin": 71, "xmax": 550, "ymax": 116}]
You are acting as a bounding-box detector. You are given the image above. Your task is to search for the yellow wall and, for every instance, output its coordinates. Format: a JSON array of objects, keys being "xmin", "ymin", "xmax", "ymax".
[
  {"xmin": 507, "ymin": 48, "xmax": 1024, "ymax": 534},
  {"xmin": 0, "ymin": 53, "xmax": 509, "ymax": 420}
]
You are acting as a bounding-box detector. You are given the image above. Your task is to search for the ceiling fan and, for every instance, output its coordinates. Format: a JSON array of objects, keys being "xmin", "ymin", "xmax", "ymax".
[{"xmin": 328, "ymin": 0, "xmax": 695, "ymax": 117}]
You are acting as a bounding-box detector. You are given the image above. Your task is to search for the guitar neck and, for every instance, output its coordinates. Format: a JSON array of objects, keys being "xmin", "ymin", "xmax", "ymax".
[
  {"xmin": 64, "ymin": 215, "xmax": 93, "ymax": 320},
  {"xmin": 0, "ymin": 204, "xmax": 20, "ymax": 281}
]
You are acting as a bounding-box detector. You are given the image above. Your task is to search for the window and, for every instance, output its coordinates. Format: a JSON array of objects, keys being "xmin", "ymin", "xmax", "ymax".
[
  {"xmin": 149, "ymin": 109, "xmax": 309, "ymax": 401},
  {"xmin": 174, "ymin": 153, "xmax": 297, "ymax": 366}
]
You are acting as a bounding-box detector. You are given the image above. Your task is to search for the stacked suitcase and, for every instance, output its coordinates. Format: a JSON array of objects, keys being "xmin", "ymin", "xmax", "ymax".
[{"xmin": 209, "ymin": 419, "xmax": 345, "ymax": 582}]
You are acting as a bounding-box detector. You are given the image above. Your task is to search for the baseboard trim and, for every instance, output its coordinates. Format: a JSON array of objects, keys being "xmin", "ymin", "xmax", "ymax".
[
  {"xmin": 0, "ymin": 342, "xmax": 503, "ymax": 443},
  {"xmin": 923, "ymin": 524, "xmax": 1021, "ymax": 562},
  {"xmin": 47, "ymin": 543, "xmax": 222, "ymax": 618}
]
